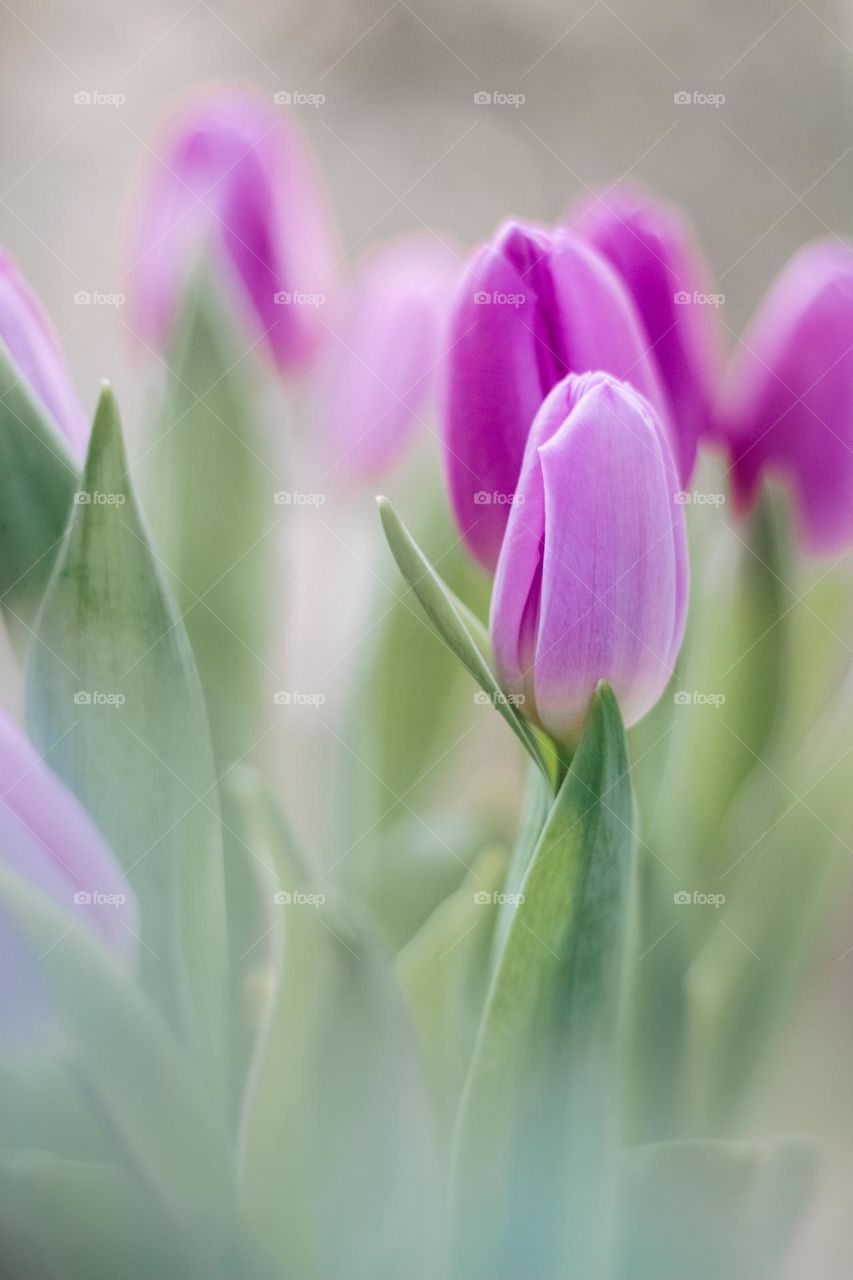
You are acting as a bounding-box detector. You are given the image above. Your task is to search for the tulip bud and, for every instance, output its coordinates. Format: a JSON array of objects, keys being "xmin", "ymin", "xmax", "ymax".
[
  {"xmin": 0, "ymin": 250, "xmax": 88, "ymax": 455},
  {"xmin": 490, "ymin": 372, "xmax": 688, "ymax": 745},
  {"xmin": 0, "ymin": 708, "xmax": 136, "ymax": 1047},
  {"xmin": 322, "ymin": 236, "xmax": 459, "ymax": 479},
  {"xmin": 568, "ymin": 184, "xmax": 724, "ymax": 484},
  {"xmin": 714, "ymin": 240, "xmax": 853, "ymax": 555},
  {"xmin": 128, "ymin": 90, "xmax": 336, "ymax": 370},
  {"xmin": 442, "ymin": 220, "xmax": 668, "ymax": 571}
]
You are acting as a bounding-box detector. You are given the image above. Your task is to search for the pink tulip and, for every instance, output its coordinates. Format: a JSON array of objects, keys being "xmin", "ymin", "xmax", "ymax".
[
  {"xmin": 491, "ymin": 372, "xmax": 688, "ymax": 745},
  {"xmin": 715, "ymin": 239, "xmax": 853, "ymax": 554},
  {"xmin": 442, "ymin": 220, "xmax": 668, "ymax": 571},
  {"xmin": 0, "ymin": 250, "xmax": 88, "ymax": 456},
  {"xmin": 569, "ymin": 184, "xmax": 724, "ymax": 483},
  {"xmin": 322, "ymin": 236, "xmax": 459, "ymax": 478},
  {"xmin": 128, "ymin": 89, "xmax": 337, "ymax": 370}
]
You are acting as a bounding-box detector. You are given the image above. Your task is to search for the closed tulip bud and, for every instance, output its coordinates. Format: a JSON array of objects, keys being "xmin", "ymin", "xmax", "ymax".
[
  {"xmin": 442, "ymin": 220, "xmax": 668, "ymax": 571},
  {"xmin": 322, "ymin": 236, "xmax": 459, "ymax": 479},
  {"xmin": 491, "ymin": 372, "xmax": 688, "ymax": 746},
  {"xmin": 569, "ymin": 184, "xmax": 724, "ymax": 484},
  {"xmin": 715, "ymin": 240, "xmax": 853, "ymax": 554},
  {"xmin": 0, "ymin": 250, "xmax": 88, "ymax": 456},
  {"xmin": 128, "ymin": 89, "xmax": 337, "ymax": 370},
  {"xmin": 0, "ymin": 708, "xmax": 136, "ymax": 1048}
]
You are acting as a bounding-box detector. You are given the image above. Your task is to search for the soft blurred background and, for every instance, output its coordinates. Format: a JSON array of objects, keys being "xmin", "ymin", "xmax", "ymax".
[{"xmin": 2, "ymin": 0, "xmax": 853, "ymax": 1271}]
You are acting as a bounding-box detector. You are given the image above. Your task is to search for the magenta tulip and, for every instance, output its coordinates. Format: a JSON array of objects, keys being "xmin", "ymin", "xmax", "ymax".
[
  {"xmin": 714, "ymin": 240, "xmax": 853, "ymax": 555},
  {"xmin": 491, "ymin": 372, "xmax": 688, "ymax": 745},
  {"xmin": 0, "ymin": 708, "xmax": 137, "ymax": 1044},
  {"xmin": 442, "ymin": 220, "xmax": 668, "ymax": 571},
  {"xmin": 321, "ymin": 236, "xmax": 459, "ymax": 478},
  {"xmin": 0, "ymin": 250, "xmax": 88, "ymax": 456},
  {"xmin": 568, "ymin": 184, "xmax": 724, "ymax": 483},
  {"xmin": 128, "ymin": 89, "xmax": 336, "ymax": 370}
]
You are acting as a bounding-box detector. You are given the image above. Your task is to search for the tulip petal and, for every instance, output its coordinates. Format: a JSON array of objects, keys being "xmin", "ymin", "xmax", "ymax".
[
  {"xmin": 570, "ymin": 185, "xmax": 724, "ymax": 482},
  {"xmin": 716, "ymin": 239, "xmax": 853, "ymax": 554},
  {"xmin": 0, "ymin": 251, "xmax": 88, "ymax": 455}
]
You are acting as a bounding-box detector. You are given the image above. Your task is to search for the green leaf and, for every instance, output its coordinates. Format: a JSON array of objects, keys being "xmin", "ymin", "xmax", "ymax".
[
  {"xmin": 25, "ymin": 385, "xmax": 227, "ymax": 1087},
  {"xmin": 452, "ymin": 684, "xmax": 635, "ymax": 1280},
  {"xmin": 616, "ymin": 1137, "xmax": 816, "ymax": 1280},
  {"xmin": 396, "ymin": 843, "xmax": 507, "ymax": 1139},
  {"xmin": 377, "ymin": 496, "xmax": 551, "ymax": 781},
  {"xmin": 238, "ymin": 781, "xmax": 439, "ymax": 1280},
  {"xmin": 146, "ymin": 274, "xmax": 276, "ymax": 771},
  {"xmin": 0, "ymin": 865, "xmax": 239, "ymax": 1257},
  {"xmin": 0, "ymin": 337, "xmax": 79, "ymax": 621}
]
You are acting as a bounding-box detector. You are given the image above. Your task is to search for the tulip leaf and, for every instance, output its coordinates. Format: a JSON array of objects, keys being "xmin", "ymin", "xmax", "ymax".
[
  {"xmin": 452, "ymin": 683, "xmax": 635, "ymax": 1280},
  {"xmin": 25, "ymin": 385, "xmax": 228, "ymax": 1088},
  {"xmin": 616, "ymin": 1137, "xmax": 816, "ymax": 1280},
  {"xmin": 0, "ymin": 864, "xmax": 237, "ymax": 1247},
  {"xmin": 377, "ymin": 496, "xmax": 551, "ymax": 781},
  {"xmin": 0, "ymin": 337, "xmax": 79, "ymax": 620},
  {"xmin": 396, "ymin": 844, "xmax": 507, "ymax": 1138},
  {"xmin": 238, "ymin": 779, "xmax": 439, "ymax": 1280}
]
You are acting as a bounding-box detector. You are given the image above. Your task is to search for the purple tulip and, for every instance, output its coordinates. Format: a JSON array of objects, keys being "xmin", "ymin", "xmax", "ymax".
[
  {"xmin": 568, "ymin": 184, "xmax": 724, "ymax": 484},
  {"xmin": 322, "ymin": 236, "xmax": 459, "ymax": 479},
  {"xmin": 491, "ymin": 372, "xmax": 688, "ymax": 745},
  {"xmin": 0, "ymin": 250, "xmax": 88, "ymax": 456},
  {"xmin": 128, "ymin": 90, "xmax": 337, "ymax": 370},
  {"xmin": 442, "ymin": 220, "xmax": 669, "ymax": 571},
  {"xmin": 714, "ymin": 240, "xmax": 853, "ymax": 555},
  {"xmin": 0, "ymin": 708, "xmax": 137, "ymax": 1045}
]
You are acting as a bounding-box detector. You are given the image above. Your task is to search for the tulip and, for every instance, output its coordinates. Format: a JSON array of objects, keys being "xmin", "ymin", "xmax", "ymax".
[
  {"xmin": 491, "ymin": 371, "xmax": 688, "ymax": 745},
  {"xmin": 442, "ymin": 220, "xmax": 668, "ymax": 571},
  {"xmin": 0, "ymin": 707, "xmax": 136, "ymax": 1046},
  {"xmin": 128, "ymin": 89, "xmax": 336, "ymax": 370},
  {"xmin": 0, "ymin": 250, "xmax": 88, "ymax": 456},
  {"xmin": 322, "ymin": 236, "xmax": 459, "ymax": 478},
  {"xmin": 714, "ymin": 240, "xmax": 853, "ymax": 555},
  {"xmin": 568, "ymin": 184, "xmax": 724, "ymax": 483}
]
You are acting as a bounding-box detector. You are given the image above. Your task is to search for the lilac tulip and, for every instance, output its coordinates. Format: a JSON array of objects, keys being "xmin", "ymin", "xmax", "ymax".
[
  {"xmin": 322, "ymin": 236, "xmax": 459, "ymax": 478},
  {"xmin": 568, "ymin": 184, "xmax": 724, "ymax": 483},
  {"xmin": 491, "ymin": 372, "xmax": 688, "ymax": 745},
  {"xmin": 714, "ymin": 240, "xmax": 853, "ymax": 555},
  {"xmin": 442, "ymin": 220, "xmax": 669, "ymax": 571},
  {"xmin": 128, "ymin": 90, "xmax": 337, "ymax": 370},
  {"xmin": 0, "ymin": 708, "xmax": 136, "ymax": 1045},
  {"xmin": 0, "ymin": 250, "xmax": 88, "ymax": 456}
]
